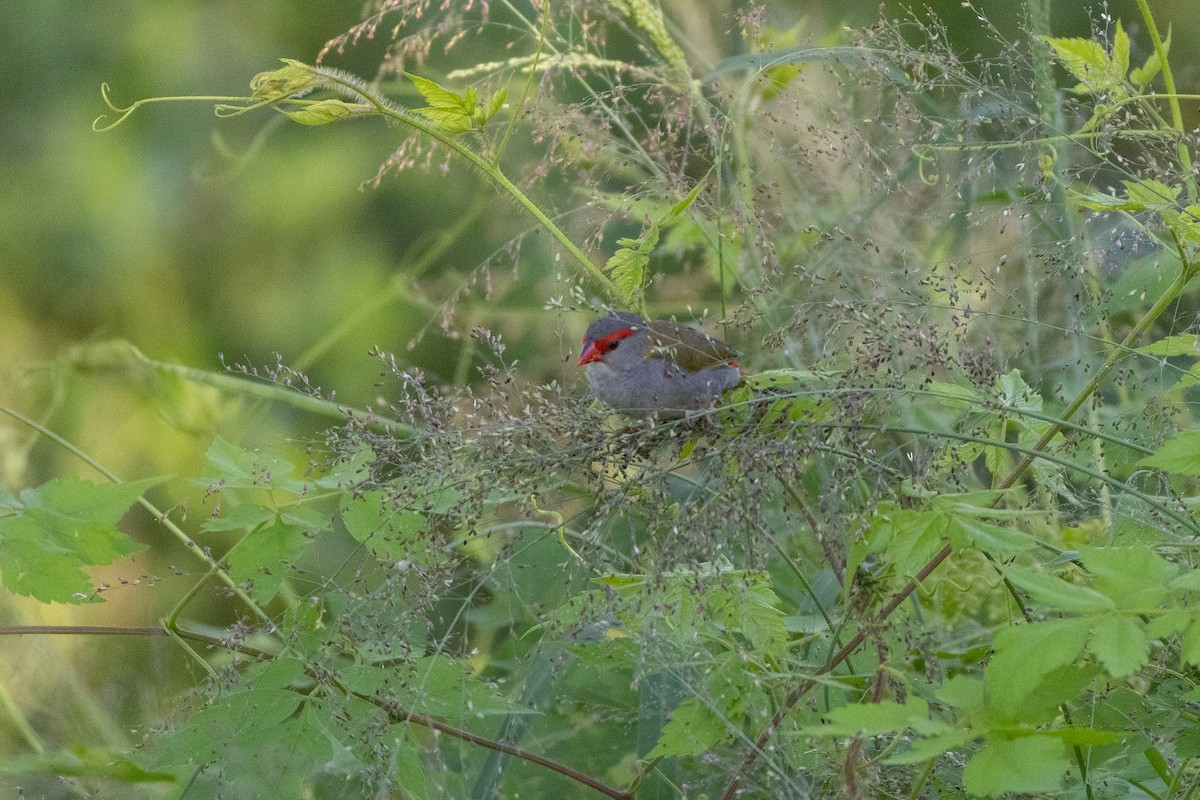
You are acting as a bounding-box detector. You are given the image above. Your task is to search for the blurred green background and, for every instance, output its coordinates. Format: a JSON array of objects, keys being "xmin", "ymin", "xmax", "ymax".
[{"xmin": 1, "ymin": 0, "xmax": 1198, "ymax": 786}]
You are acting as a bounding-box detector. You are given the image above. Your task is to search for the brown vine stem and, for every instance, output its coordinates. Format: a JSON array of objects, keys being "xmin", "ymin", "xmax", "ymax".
[
  {"xmin": 364, "ymin": 692, "xmax": 631, "ymax": 800},
  {"xmin": 1, "ymin": 624, "xmax": 629, "ymax": 800},
  {"xmin": 0, "ymin": 625, "xmax": 165, "ymax": 636}
]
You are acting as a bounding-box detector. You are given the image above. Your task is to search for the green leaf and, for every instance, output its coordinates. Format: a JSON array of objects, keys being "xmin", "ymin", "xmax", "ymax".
[
  {"xmin": 1182, "ymin": 620, "xmax": 1200, "ymax": 666},
  {"xmin": 201, "ymin": 503, "xmax": 275, "ymax": 532},
  {"xmin": 0, "ymin": 746, "xmax": 174, "ymax": 782},
  {"xmin": 1075, "ymin": 189, "xmax": 1144, "ymax": 212},
  {"xmin": 946, "ymin": 517, "xmax": 1035, "ymax": 555},
  {"xmin": 486, "ymin": 87, "xmax": 507, "ymax": 119},
  {"xmin": 279, "ymin": 504, "xmax": 330, "ymax": 530},
  {"xmin": 0, "ymin": 476, "xmax": 158, "ymax": 603},
  {"xmin": 647, "ymin": 697, "xmax": 730, "ymax": 757},
  {"xmin": 937, "ymin": 675, "xmax": 985, "ymax": 712},
  {"xmin": 1170, "ymin": 569, "xmax": 1200, "ymax": 593},
  {"xmin": 866, "ymin": 507, "xmax": 947, "ymax": 577},
  {"xmin": 1113, "ymin": 21, "xmax": 1130, "ymax": 76},
  {"xmin": 1080, "ymin": 546, "xmax": 1171, "ymax": 609},
  {"xmin": 393, "ymin": 746, "xmax": 430, "ymax": 800},
  {"xmin": 995, "ymin": 369, "xmax": 1041, "ymax": 413},
  {"xmin": 1138, "ymin": 333, "xmax": 1200, "ymax": 356},
  {"xmin": 1003, "ymin": 567, "xmax": 1116, "ymax": 613},
  {"xmin": 405, "ymin": 72, "xmax": 483, "ymax": 134},
  {"xmin": 669, "ymin": 179, "xmax": 706, "ymax": 219},
  {"xmin": 413, "ymin": 107, "xmax": 474, "ymax": 134},
  {"xmin": 985, "ymin": 619, "xmax": 1090, "ymax": 720},
  {"xmin": 193, "ymin": 437, "xmax": 305, "ymax": 493},
  {"xmin": 1145, "ymin": 607, "xmax": 1191, "ymax": 638},
  {"xmin": 149, "ymin": 688, "xmax": 331, "ymax": 796},
  {"xmin": 800, "ymin": 697, "xmax": 930, "ymax": 737},
  {"xmin": 604, "ymin": 238, "xmax": 652, "ymax": 302},
  {"xmin": 226, "ymin": 521, "xmax": 309, "ymax": 603},
  {"xmin": 928, "ymin": 381, "xmax": 980, "ymax": 407},
  {"xmin": 281, "ymin": 99, "xmax": 364, "ymax": 126},
  {"xmin": 1046, "ymin": 727, "xmax": 1124, "ymax": 746},
  {"xmin": 720, "ymin": 573, "xmax": 788, "ymax": 657},
  {"xmin": 1139, "ymin": 431, "xmax": 1200, "ymax": 475},
  {"xmin": 1087, "ymin": 615, "xmax": 1148, "ymax": 676},
  {"xmin": 341, "ymin": 491, "xmax": 429, "ymax": 564},
  {"xmin": 1041, "ymin": 35, "xmax": 1122, "ymax": 91},
  {"xmin": 963, "ymin": 735, "xmax": 1069, "ymax": 796},
  {"xmin": 884, "ymin": 729, "xmax": 978, "ymax": 765},
  {"xmin": 1125, "ymin": 179, "xmax": 1181, "ymax": 210},
  {"xmin": 407, "ymin": 72, "xmax": 472, "ymax": 112},
  {"xmin": 1129, "ymin": 26, "xmax": 1170, "ymax": 86},
  {"xmin": 603, "ymin": 183, "xmax": 707, "ymax": 303}
]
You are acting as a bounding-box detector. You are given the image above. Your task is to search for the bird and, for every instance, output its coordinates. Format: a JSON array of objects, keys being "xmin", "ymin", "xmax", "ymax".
[{"xmin": 577, "ymin": 311, "xmax": 742, "ymax": 418}]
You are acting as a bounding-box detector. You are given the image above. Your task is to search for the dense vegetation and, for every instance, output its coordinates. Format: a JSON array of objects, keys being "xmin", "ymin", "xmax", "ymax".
[{"xmin": 4, "ymin": 1, "xmax": 1200, "ymax": 797}]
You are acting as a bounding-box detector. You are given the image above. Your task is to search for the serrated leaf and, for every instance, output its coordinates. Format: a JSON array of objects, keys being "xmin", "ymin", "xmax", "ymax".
[
  {"xmin": 1080, "ymin": 546, "xmax": 1171, "ymax": 608},
  {"xmin": 928, "ymin": 380, "xmax": 980, "ymax": 406},
  {"xmin": 341, "ymin": 491, "xmax": 428, "ymax": 564},
  {"xmin": 406, "ymin": 72, "xmax": 478, "ymax": 134},
  {"xmin": 865, "ymin": 507, "xmax": 948, "ymax": 578},
  {"xmin": 1124, "ymin": 179, "xmax": 1180, "ymax": 210},
  {"xmin": 406, "ymin": 72, "xmax": 471, "ymax": 112},
  {"xmin": 646, "ymin": 698, "xmax": 730, "ymax": 757},
  {"xmin": 985, "ymin": 619, "xmax": 1090, "ymax": 720},
  {"xmin": 226, "ymin": 522, "xmax": 308, "ymax": 603},
  {"xmin": 1087, "ymin": 615, "xmax": 1148, "ymax": 676},
  {"xmin": 947, "ymin": 517, "xmax": 1035, "ymax": 555},
  {"xmin": 605, "ymin": 246, "xmax": 649, "ymax": 302},
  {"xmin": 1139, "ymin": 431, "xmax": 1200, "ymax": 475},
  {"xmin": 1003, "ymin": 567, "xmax": 1115, "ymax": 613},
  {"xmin": 278, "ymin": 504, "xmax": 330, "ymax": 530},
  {"xmin": 1076, "ymin": 189, "xmax": 1145, "ymax": 212},
  {"xmin": 193, "ymin": 437, "xmax": 305, "ymax": 493},
  {"xmin": 0, "ymin": 476, "xmax": 158, "ymax": 603},
  {"xmin": 1169, "ymin": 569, "xmax": 1200, "ymax": 593},
  {"xmin": 885, "ymin": 729, "xmax": 979, "ymax": 764},
  {"xmin": 414, "ymin": 107, "xmax": 474, "ymax": 134},
  {"xmin": 963, "ymin": 735, "xmax": 1069, "ymax": 796},
  {"xmin": 669, "ymin": 179, "xmax": 706, "ymax": 219},
  {"xmin": 487, "ymin": 87, "xmax": 507, "ymax": 118},
  {"xmin": 800, "ymin": 698, "xmax": 930, "ymax": 737},
  {"xmin": 1042, "ymin": 35, "xmax": 1121, "ymax": 91},
  {"xmin": 995, "ymin": 369, "xmax": 1041, "ymax": 413},
  {"xmin": 1145, "ymin": 607, "xmax": 1191, "ymax": 638},
  {"xmin": 1129, "ymin": 27, "xmax": 1169, "ymax": 86},
  {"xmin": 1113, "ymin": 21, "xmax": 1130, "ymax": 75}
]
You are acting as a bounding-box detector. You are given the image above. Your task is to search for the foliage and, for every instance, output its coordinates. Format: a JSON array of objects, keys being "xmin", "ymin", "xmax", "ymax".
[{"xmin": 4, "ymin": 1, "xmax": 1200, "ymax": 799}]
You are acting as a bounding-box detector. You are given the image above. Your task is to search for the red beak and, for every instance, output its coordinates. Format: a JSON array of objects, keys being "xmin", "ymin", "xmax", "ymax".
[{"xmin": 578, "ymin": 341, "xmax": 602, "ymax": 365}]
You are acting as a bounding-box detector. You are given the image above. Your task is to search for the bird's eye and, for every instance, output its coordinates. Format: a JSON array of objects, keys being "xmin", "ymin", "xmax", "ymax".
[{"xmin": 605, "ymin": 340, "xmax": 620, "ymax": 352}]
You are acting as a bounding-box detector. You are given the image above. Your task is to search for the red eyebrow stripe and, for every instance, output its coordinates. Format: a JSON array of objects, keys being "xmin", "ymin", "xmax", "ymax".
[{"xmin": 595, "ymin": 328, "xmax": 636, "ymax": 349}]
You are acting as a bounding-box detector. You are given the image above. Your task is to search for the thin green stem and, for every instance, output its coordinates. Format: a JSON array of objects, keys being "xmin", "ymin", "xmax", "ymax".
[
  {"xmin": 1135, "ymin": 0, "xmax": 1196, "ymax": 203},
  {"xmin": 998, "ymin": 256, "xmax": 1194, "ymax": 490}
]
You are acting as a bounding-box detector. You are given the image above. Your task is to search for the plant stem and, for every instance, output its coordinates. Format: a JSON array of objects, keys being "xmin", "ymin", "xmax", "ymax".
[
  {"xmin": 1136, "ymin": 0, "xmax": 1196, "ymax": 203},
  {"xmin": 997, "ymin": 257, "xmax": 1193, "ymax": 490}
]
